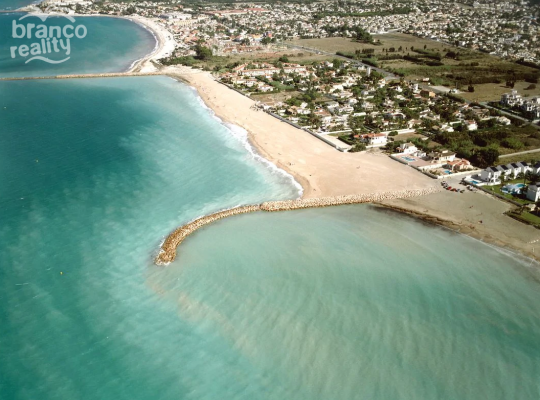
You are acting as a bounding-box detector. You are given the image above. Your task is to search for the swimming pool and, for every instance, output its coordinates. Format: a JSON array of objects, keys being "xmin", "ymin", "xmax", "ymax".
[
  {"xmin": 401, "ymin": 156, "xmax": 415, "ymax": 162},
  {"xmin": 502, "ymin": 183, "xmax": 525, "ymax": 194}
]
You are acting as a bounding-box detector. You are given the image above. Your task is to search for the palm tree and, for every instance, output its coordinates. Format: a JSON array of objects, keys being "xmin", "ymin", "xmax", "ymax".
[{"xmin": 529, "ymin": 173, "xmax": 540, "ymax": 185}]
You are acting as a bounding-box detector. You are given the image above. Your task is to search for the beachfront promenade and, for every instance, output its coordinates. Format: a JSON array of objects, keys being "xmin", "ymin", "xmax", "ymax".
[{"xmin": 155, "ymin": 187, "xmax": 440, "ymax": 265}]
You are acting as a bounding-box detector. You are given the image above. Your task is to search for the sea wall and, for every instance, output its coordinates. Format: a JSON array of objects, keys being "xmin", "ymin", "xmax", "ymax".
[{"xmin": 155, "ymin": 187, "xmax": 439, "ymax": 265}]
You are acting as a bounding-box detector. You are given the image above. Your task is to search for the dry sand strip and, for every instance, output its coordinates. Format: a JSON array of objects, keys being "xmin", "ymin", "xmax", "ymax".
[
  {"xmin": 155, "ymin": 187, "xmax": 439, "ymax": 265},
  {"xmin": 166, "ymin": 67, "xmax": 438, "ymax": 199}
]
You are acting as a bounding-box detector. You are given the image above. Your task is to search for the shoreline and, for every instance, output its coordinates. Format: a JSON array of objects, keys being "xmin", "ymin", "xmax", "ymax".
[
  {"xmin": 379, "ymin": 191, "xmax": 540, "ymax": 263},
  {"xmin": 159, "ymin": 66, "xmax": 540, "ymax": 264},
  {"xmin": 163, "ymin": 66, "xmax": 437, "ymax": 199},
  {"xmin": 8, "ymin": 11, "xmax": 538, "ymax": 263},
  {"xmin": 165, "ymin": 72, "xmax": 313, "ymax": 196},
  {"xmin": 155, "ymin": 188, "xmax": 440, "ymax": 264},
  {"xmin": 20, "ymin": 11, "xmax": 176, "ymax": 73},
  {"xmin": 374, "ymin": 202, "xmax": 540, "ymax": 265}
]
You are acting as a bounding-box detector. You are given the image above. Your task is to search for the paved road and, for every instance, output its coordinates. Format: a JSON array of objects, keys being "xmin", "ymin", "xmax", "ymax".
[{"xmin": 500, "ymin": 148, "xmax": 540, "ymax": 159}]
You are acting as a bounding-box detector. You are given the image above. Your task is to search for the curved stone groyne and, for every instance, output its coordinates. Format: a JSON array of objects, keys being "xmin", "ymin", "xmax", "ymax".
[
  {"xmin": 156, "ymin": 205, "xmax": 262, "ymax": 264},
  {"xmin": 155, "ymin": 187, "xmax": 439, "ymax": 265}
]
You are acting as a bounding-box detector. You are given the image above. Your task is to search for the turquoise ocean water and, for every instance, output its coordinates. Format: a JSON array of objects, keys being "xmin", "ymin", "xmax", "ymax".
[
  {"xmin": 0, "ymin": 14, "xmax": 539, "ymax": 400},
  {"xmin": 0, "ymin": 0, "xmax": 34, "ymax": 11},
  {"xmin": 0, "ymin": 14, "xmax": 156, "ymax": 77}
]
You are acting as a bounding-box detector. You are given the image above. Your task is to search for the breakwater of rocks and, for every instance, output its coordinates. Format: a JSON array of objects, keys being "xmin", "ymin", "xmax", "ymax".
[
  {"xmin": 155, "ymin": 187, "xmax": 439, "ymax": 265},
  {"xmin": 0, "ymin": 72, "xmax": 161, "ymax": 82}
]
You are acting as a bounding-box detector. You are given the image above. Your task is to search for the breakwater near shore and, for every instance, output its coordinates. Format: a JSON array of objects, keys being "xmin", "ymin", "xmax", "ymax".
[
  {"xmin": 0, "ymin": 72, "xmax": 161, "ymax": 81},
  {"xmin": 155, "ymin": 187, "xmax": 439, "ymax": 265}
]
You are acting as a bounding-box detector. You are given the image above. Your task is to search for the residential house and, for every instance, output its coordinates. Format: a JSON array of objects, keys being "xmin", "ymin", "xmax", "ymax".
[
  {"xmin": 428, "ymin": 150, "xmax": 456, "ymax": 163},
  {"xmin": 501, "ymin": 89, "xmax": 523, "ymax": 107},
  {"xmin": 420, "ymin": 90, "xmax": 436, "ymax": 98},
  {"xmin": 465, "ymin": 120, "xmax": 478, "ymax": 131},
  {"xmin": 527, "ymin": 182, "xmax": 540, "ymax": 202},
  {"xmin": 480, "ymin": 166, "xmax": 501, "ymax": 183},
  {"xmin": 360, "ymin": 133, "xmax": 388, "ymax": 147},
  {"xmin": 397, "ymin": 142, "xmax": 418, "ymax": 154},
  {"xmin": 480, "ymin": 161, "xmax": 530, "ymax": 182},
  {"xmin": 445, "ymin": 158, "xmax": 473, "ymax": 172}
]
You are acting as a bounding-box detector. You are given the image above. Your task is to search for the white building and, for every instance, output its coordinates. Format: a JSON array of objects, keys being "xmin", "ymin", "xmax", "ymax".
[
  {"xmin": 480, "ymin": 166, "xmax": 502, "ymax": 183},
  {"xmin": 527, "ymin": 183, "xmax": 540, "ymax": 202},
  {"xmin": 428, "ymin": 150, "xmax": 456, "ymax": 163},
  {"xmin": 501, "ymin": 90, "xmax": 523, "ymax": 107},
  {"xmin": 480, "ymin": 161, "xmax": 530, "ymax": 183},
  {"xmin": 397, "ymin": 142, "xmax": 418, "ymax": 154},
  {"xmin": 361, "ymin": 133, "xmax": 387, "ymax": 147}
]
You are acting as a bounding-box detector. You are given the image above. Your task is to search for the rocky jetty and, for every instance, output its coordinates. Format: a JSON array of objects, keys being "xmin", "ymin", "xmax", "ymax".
[
  {"xmin": 155, "ymin": 205, "xmax": 261, "ymax": 265},
  {"xmin": 155, "ymin": 188, "xmax": 439, "ymax": 265}
]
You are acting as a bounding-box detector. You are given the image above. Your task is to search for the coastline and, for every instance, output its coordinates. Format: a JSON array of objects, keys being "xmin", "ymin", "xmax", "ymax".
[
  {"xmin": 162, "ymin": 66, "xmax": 437, "ymax": 199},
  {"xmin": 379, "ymin": 191, "xmax": 540, "ymax": 263},
  {"xmin": 65, "ymin": 13, "xmax": 176, "ymax": 73},
  {"xmin": 12, "ymin": 11, "xmax": 539, "ymax": 263},
  {"xmin": 158, "ymin": 66, "xmax": 540, "ymax": 263},
  {"xmin": 155, "ymin": 188, "xmax": 440, "ymax": 264}
]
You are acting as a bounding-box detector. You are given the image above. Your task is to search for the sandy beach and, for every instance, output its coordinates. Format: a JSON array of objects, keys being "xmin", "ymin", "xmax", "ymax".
[
  {"xmin": 24, "ymin": 9, "xmax": 532, "ymax": 262},
  {"xmin": 65, "ymin": 13, "xmax": 177, "ymax": 73},
  {"xmin": 126, "ymin": 15, "xmax": 176, "ymax": 73},
  {"xmin": 154, "ymin": 66, "xmax": 540, "ymax": 262},
  {"xmin": 380, "ymin": 190, "xmax": 540, "ymax": 261},
  {"xmin": 163, "ymin": 66, "xmax": 438, "ymax": 199}
]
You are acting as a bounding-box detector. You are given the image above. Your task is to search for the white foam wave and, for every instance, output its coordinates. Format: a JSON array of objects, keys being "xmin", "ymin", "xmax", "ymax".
[
  {"xmin": 190, "ymin": 92, "xmax": 303, "ymax": 197},
  {"xmin": 222, "ymin": 122, "xmax": 304, "ymax": 197},
  {"xmin": 125, "ymin": 18, "xmax": 159, "ymax": 72}
]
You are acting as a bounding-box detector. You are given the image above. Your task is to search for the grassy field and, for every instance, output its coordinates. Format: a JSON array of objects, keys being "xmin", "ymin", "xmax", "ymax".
[
  {"xmin": 291, "ymin": 34, "xmax": 460, "ymax": 55},
  {"xmin": 225, "ymin": 50, "xmax": 333, "ymax": 65},
  {"xmin": 508, "ymin": 210, "xmax": 540, "ymax": 227},
  {"xmin": 172, "ymin": 49, "xmax": 335, "ymax": 72},
  {"xmin": 499, "ymin": 150, "xmax": 540, "ymax": 165},
  {"xmin": 458, "ymin": 81, "xmax": 540, "ymax": 102},
  {"xmin": 250, "ymin": 91, "xmax": 298, "ymax": 103},
  {"xmin": 291, "ymin": 34, "xmax": 453, "ymax": 55}
]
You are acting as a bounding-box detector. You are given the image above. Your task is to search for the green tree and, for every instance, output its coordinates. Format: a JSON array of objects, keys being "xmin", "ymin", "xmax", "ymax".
[
  {"xmin": 123, "ymin": 5, "xmax": 136, "ymax": 15},
  {"xmin": 350, "ymin": 142, "xmax": 367, "ymax": 152},
  {"xmin": 195, "ymin": 45, "xmax": 212, "ymax": 60},
  {"xmin": 472, "ymin": 146, "xmax": 499, "ymax": 168}
]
